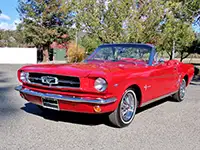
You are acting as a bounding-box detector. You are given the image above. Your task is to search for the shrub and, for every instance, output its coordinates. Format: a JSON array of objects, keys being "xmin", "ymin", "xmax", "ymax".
[{"xmin": 66, "ymin": 41, "xmax": 86, "ymax": 63}]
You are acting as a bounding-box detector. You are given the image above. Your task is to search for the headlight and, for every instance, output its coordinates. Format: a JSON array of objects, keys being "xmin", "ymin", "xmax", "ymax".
[
  {"xmin": 94, "ymin": 78, "xmax": 107, "ymax": 92},
  {"xmin": 20, "ymin": 71, "xmax": 29, "ymax": 82}
]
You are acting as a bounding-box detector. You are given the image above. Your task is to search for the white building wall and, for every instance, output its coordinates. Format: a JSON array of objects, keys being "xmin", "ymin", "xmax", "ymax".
[{"xmin": 0, "ymin": 48, "xmax": 37, "ymax": 64}]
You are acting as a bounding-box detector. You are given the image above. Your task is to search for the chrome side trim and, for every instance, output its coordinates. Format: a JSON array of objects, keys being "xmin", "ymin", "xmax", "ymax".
[
  {"xmin": 15, "ymin": 85, "xmax": 117, "ymax": 105},
  {"xmin": 140, "ymin": 91, "xmax": 178, "ymax": 107}
]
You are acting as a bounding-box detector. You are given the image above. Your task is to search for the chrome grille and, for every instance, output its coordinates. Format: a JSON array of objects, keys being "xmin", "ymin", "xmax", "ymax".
[{"xmin": 28, "ymin": 73, "xmax": 80, "ymax": 88}]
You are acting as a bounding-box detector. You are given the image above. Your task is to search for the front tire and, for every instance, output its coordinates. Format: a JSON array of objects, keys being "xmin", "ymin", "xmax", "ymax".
[
  {"xmin": 173, "ymin": 79, "xmax": 187, "ymax": 102},
  {"xmin": 108, "ymin": 88, "xmax": 137, "ymax": 128}
]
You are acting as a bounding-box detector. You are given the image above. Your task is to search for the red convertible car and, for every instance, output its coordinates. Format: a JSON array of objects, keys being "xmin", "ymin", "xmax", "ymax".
[{"xmin": 15, "ymin": 43, "xmax": 194, "ymax": 127}]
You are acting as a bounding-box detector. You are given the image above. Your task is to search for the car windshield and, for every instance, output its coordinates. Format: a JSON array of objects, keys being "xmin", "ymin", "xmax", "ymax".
[{"xmin": 86, "ymin": 44, "xmax": 152, "ymax": 64}]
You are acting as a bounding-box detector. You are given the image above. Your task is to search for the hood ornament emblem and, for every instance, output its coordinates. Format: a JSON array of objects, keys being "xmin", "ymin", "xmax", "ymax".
[{"xmin": 41, "ymin": 76, "xmax": 58, "ymax": 86}]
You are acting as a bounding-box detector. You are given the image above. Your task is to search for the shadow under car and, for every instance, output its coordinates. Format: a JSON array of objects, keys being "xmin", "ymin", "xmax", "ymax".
[{"xmin": 21, "ymin": 96, "xmax": 174, "ymax": 127}]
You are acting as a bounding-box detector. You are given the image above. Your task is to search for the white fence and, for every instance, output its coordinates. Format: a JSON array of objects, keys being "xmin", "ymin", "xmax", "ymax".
[{"xmin": 0, "ymin": 48, "xmax": 37, "ymax": 64}]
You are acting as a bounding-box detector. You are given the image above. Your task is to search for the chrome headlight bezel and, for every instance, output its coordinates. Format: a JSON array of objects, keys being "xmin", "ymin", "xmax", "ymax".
[
  {"xmin": 94, "ymin": 78, "xmax": 107, "ymax": 92},
  {"xmin": 20, "ymin": 71, "xmax": 29, "ymax": 83}
]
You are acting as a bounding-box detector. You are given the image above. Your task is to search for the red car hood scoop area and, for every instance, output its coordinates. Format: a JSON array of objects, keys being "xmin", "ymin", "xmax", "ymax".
[
  {"xmin": 22, "ymin": 61, "xmax": 145, "ymax": 77},
  {"xmin": 22, "ymin": 63, "xmax": 110, "ymax": 77}
]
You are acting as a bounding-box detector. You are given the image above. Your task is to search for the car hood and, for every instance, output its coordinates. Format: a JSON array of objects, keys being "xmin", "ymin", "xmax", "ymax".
[{"xmin": 20, "ymin": 61, "xmax": 146, "ymax": 77}]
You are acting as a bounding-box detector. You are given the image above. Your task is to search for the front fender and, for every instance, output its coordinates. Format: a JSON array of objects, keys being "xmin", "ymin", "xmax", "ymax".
[
  {"xmin": 109, "ymin": 76, "xmax": 144, "ymax": 106},
  {"xmin": 178, "ymin": 63, "xmax": 194, "ymax": 86}
]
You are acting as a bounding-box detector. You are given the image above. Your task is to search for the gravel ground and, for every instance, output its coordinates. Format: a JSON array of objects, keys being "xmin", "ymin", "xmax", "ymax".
[{"xmin": 0, "ymin": 64, "xmax": 200, "ymax": 150}]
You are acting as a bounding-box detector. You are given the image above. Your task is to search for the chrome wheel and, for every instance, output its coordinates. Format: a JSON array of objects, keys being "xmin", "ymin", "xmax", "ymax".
[
  {"xmin": 180, "ymin": 79, "xmax": 186, "ymax": 100},
  {"xmin": 172, "ymin": 78, "xmax": 187, "ymax": 102},
  {"xmin": 120, "ymin": 90, "xmax": 137, "ymax": 124}
]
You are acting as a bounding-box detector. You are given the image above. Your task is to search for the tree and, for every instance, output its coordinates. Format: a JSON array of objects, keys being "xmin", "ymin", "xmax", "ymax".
[
  {"xmin": 73, "ymin": 0, "xmax": 199, "ymax": 61},
  {"xmin": 79, "ymin": 36, "xmax": 101, "ymax": 55},
  {"xmin": 158, "ymin": 13, "xmax": 195, "ymax": 60},
  {"xmin": 17, "ymin": 0, "xmax": 74, "ymax": 62},
  {"xmin": 125, "ymin": 0, "xmax": 166, "ymax": 44},
  {"xmin": 0, "ymin": 30, "xmax": 26, "ymax": 47},
  {"xmin": 157, "ymin": 0, "xmax": 199, "ymax": 60},
  {"xmin": 191, "ymin": 33, "xmax": 200, "ymax": 55},
  {"xmin": 73, "ymin": 0, "xmax": 135, "ymax": 43},
  {"xmin": 180, "ymin": 40, "xmax": 200, "ymax": 61}
]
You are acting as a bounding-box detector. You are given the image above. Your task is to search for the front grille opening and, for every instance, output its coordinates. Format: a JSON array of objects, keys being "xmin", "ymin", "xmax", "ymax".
[{"xmin": 28, "ymin": 73, "xmax": 80, "ymax": 88}]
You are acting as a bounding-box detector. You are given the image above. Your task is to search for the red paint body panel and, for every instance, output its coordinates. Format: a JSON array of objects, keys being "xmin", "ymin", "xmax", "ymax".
[
  {"xmin": 17, "ymin": 58, "xmax": 194, "ymax": 113},
  {"xmin": 59, "ymin": 101, "xmax": 116, "ymax": 113},
  {"xmin": 23, "ymin": 93, "xmax": 42, "ymax": 105}
]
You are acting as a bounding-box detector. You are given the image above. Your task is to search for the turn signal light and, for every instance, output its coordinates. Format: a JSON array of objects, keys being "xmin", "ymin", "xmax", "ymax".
[{"xmin": 93, "ymin": 105, "xmax": 101, "ymax": 113}]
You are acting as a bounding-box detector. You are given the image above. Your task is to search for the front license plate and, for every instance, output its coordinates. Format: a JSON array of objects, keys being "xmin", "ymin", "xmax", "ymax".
[{"xmin": 42, "ymin": 97, "xmax": 59, "ymax": 110}]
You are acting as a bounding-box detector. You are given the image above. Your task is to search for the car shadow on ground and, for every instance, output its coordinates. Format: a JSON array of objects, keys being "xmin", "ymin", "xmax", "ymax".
[
  {"xmin": 21, "ymin": 96, "xmax": 174, "ymax": 128},
  {"xmin": 21, "ymin": 103, "xmax": 109, "ymax": 126}
]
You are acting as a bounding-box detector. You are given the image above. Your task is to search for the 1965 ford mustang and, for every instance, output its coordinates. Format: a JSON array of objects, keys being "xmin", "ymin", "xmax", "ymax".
[{"xmin": 15, "ymin": 43, "xmax": 194, "ymax": 127}]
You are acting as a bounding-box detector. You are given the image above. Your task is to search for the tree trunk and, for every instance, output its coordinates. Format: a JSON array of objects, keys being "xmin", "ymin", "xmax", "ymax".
[
  {"xmin": 180, "ymin": 53, "xmax": 191, "ymax": 62},
  {"xmin": 180, "ymin": 56, "xmax": 183, "ymax": 62},
  {"xmin": 169, "ymin": 51, "xmax": 173, "ymax": 60},
  {"xmin": 98, "ymin": 36, "xmax": 105, "ymax": 43},
  {"xmin": 172, "ymin": 40, "xmax": 175, "ymax": 59},
  {"xmin": 179, "ymin": 51, "xmax": 183, "ymax": 62},
  {"xmin": 43, "ymin": 48, "xmax": 49, "ymax": 62}
]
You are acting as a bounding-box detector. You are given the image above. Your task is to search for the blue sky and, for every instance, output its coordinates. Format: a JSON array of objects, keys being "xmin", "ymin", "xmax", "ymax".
[
  {"xmin": 193, "ymin": 24, "xmax": 200, "ymax": 33},
  {"xmin": 193, "ymin": 16, "xmax": 200, "ymax": 33},
  {"xmin": 0, "ymin": 0, "xmax": 19, "ymax": 30}
]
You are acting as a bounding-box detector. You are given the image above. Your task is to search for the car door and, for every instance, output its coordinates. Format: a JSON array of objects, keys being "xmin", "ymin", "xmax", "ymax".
[{"xmin": 149, "ymin": 61, "xmax": 179, "ymax": 99}]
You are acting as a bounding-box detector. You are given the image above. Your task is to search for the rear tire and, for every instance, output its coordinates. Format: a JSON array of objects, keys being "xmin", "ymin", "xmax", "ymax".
[
  {"xmin": 173, "ymin": 79, "xmax": 186, "ymax": 102},
  {"xmin": 108, "ymin": 88, "xmax": 137, "ymax": 128}
]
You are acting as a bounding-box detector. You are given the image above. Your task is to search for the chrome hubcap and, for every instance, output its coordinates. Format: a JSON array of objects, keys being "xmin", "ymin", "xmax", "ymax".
[
  {"xmin": 120, "ymin": 91, "xmax": 136, "ymax": 123},
  {"xmin": 180, "ymin": 79, "xmax": 186, "ymax": 99}
]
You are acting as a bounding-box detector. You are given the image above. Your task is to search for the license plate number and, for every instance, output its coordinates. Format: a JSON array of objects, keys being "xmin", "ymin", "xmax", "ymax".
[{"xmin": 42, "ymin": 98, "xmax": 59, "ymax": 110}]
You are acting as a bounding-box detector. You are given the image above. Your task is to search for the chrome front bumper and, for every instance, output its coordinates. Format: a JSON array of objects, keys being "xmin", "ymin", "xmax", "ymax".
[{"xmin": 15, "ymin": 85, "xmax": 117, "ymax": 105}]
